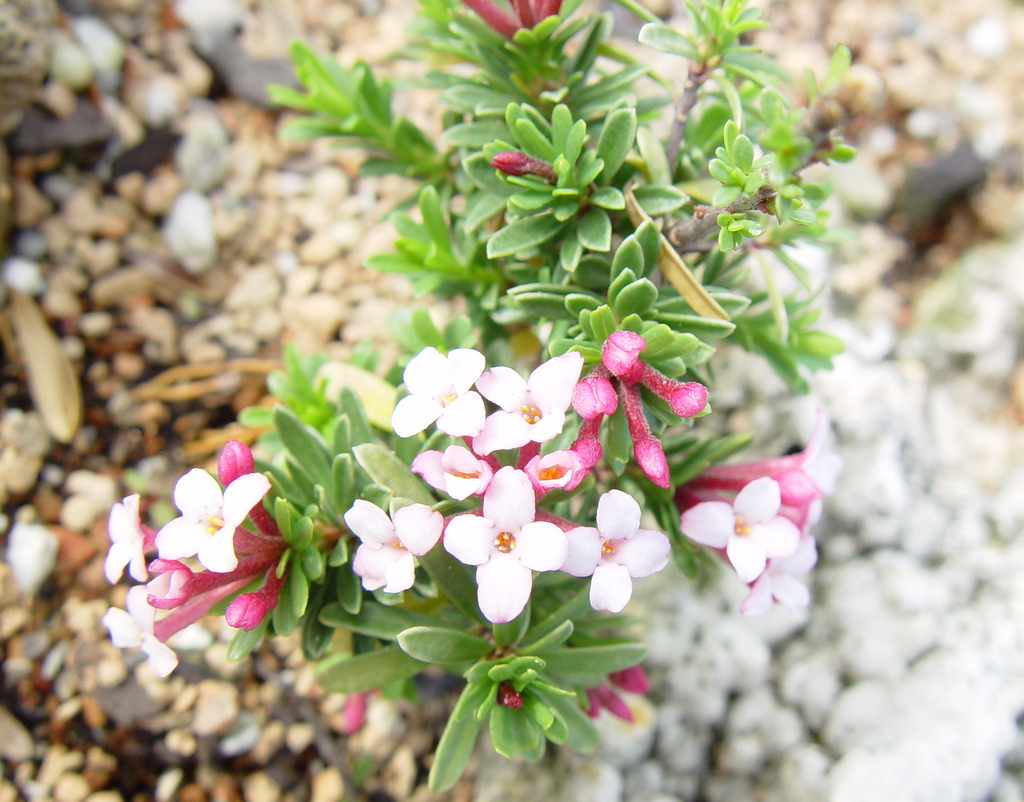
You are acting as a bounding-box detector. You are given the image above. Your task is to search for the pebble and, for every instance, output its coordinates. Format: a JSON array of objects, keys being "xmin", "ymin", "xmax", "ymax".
[
  {"xmin": 141, "ymin": 75, "xmax": 186, "ymax": 128},
  {"xmin": 175, "ymin": 112, "xmax": 231, "ymax": 193},
  {"xmin": 0, "ymin": 706, "xmax": 35, "ymax": 763},
  {"xmin": 53, "ymin": 772, "xmax": 91, "ymax": 802},
  {"xmin": 69, "ymin": 16, "xmax": 125, "ymax": 93},
  {"xmin": 218, "ymin": 712, "xmax": 261, "ymax": 757},
  {"xmin": 241, "ymin": 771, "xmax": 279, "ymax": 802},
  {"xmin": 593, "ymin": 695, "xmax": 658, "ymax": 769},
  {"xmin": 1, "ymin": 256, "xmax": 46, "ymax": 296},
  {"xmin": 309, "ymin": 769, "xmax": 345, "ymax": 802},
  {"xmin": 163, "ymin": 191, "xmax": 217, "ymax": 274},
  {"xmin": 49, "ymin": 37, "xmax": 95, "ymax": 91},
  {"xmin": 964, "ymin": 16, "xmax": 1010, "ymax": 60},
  {"xmin": 5, "ymin": 518, "xmax": 59, "ymax": 594},
  {"xmin": 191, "ymin": 679, "xmax": 240, "ymax": 736}
]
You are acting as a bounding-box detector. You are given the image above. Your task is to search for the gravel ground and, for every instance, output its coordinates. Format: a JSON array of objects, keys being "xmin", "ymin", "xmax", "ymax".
[{"xmin": 2, "ymin": 0, "xmax": 1024, "ymax": 800}]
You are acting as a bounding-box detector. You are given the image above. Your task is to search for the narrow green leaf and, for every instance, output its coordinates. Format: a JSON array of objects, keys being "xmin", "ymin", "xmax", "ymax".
[
  {"xmin": 535, "ymin": 643, "xmax": 647, "ymax": 676},
  {"xmin": 397, "ymin": 626, "xmax": 493, "ymax": 664},
  {"xmin": 417, "ymin": 547, "xmax": 485, "ymax": 624},
  {"xmin": 596, "ymin": 107, "xmax": 637, "ymax": 184},
  {"xmin": 577, "ymin": 209, "xmax": 612, "ymax": 252},
  {"xmin": 429, "ymin": 702, "xmax": 484, "ymax": 792},
  {"xmin": 486, "ymin": 213, "xmax": 563, "ymax": 258},
  {"xmin": 228, "ymin": 618, "xmax": 268, "ymax": 662},
  {"xmin": 316, "ymin": 645, "xmax": 426, "ymax": 694},
  {"xmin": 273, "ymin": 407, "xmax": 332, "ymax": 485},
  {"xmin": 636, "ymin": 125, "xmax": 671, "ymax": 187},
  {"xmin": 320, "ymin": 600, "xmax": 437, "ymax": 639},
  {"xmin": 612, "ymin": 278, "xmax": 659, "ymax": 318},
  {"xmin": 637, "ymin": 22, "xmax": 700, "ymax": 59},
  {"xmin": 352, "ymin": 443, "xmax": 433, "ymax": 504}
]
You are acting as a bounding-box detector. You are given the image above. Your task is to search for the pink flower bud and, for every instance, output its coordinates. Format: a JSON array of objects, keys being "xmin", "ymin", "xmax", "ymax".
[
  {"xmin": 586, "ymin": 684, "xmax": 633, "ymax": 723},
  {"xmin": 218, "ymin": 439, "xmax": 255, "ymax": 485},
  {"xmin": 608, "ymin": 665, "xmax": 650, "ymax": 695},
  {"xmin": 490, "ymin": 151, "xmax": 555, "ymax": 181},
  {"xmin": 573, "ymin": 376, "xmax": 618, "ymax": 420},
  {"xmin": 669, "ymin": 381, "xmax": 708, "ymax": 418},
  {"xmin": 774, "ymin": 469, "xmax": 823, "ymax": 506},
  {"xmin": 146, "ymin": 559, "xmax": 194, "ymax": 610},
  {"xmin": 572, "ymin": 437, "xmax": 603, "ymax": 470},
  {"xmin": 635, "ymin": 437, "xmax": 670, "ymax": 489},
  {"xmin": 497, "ymin": 682, "xmax": 524, "ymax": 708},
  {"xmin": 342, "ymin": 691, "xmax": 371, "ymax": 735},
  {"xmin": 602, "ymin": 331, "xmax": 646, "ymax": 383},
  {"xmin": 224, "ymin": 591, "xmax": 272, "ymax": 631}
]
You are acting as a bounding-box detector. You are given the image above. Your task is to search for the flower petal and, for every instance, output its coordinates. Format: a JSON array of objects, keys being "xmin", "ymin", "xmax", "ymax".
[
  {"xmin": 392, "ymin": 394, "xmax": 443, "ymax": 438},
  {"xmin": 436, "ymin": 390, "xmax": 486, "ymax": 437},
  {"xmin": 344, "ymin": 500, "xmax": 397, "ymax": 546},
  {"xmin": 771, "ymin": 573, "xmax": 811, "ymax": 610},
  {"xmin": 680, "ymin": 501, "xmax": 735, "ymax": 548},
  {"xmin": 475, "ymin": 366, "xmax": 528, "ymax": 411},
  {"xmin": 443, "ymin": 515, "xmax": 495, "ymax": 566},
  {"xmin": 773, "ymin": 535, "xmax": 818, "ymax": 576},
  {"xmin": 727, "ymin": 535, "xmax": 767, "ymax": 584},
  {"xmin": 382, "ymin": 550, "xmax": 417, "ymax": 594},
  {"xmin": 473, "ymin": 410, "xmax": 532, "ymax": 454},
  {"xmin": 102, "ymin": 606, "xmax": 143, "ymax": 648},
  {"xmin": 221, "ymin": 472, "xmax": 271, "ymax": 528},
  {"xmin": 615, "ymin": 528, "xmax": 670, "ymax": 578},
  {"xmin": 525, "ymin": 409, "xmax": 566, "ymax": 444},
  {"xmin": 733, "ymin": 477, "xmax": 782, "ymax": 524},
  {"xmin": 352, "ymin": 542, "xmax": 395, "ymax": 591},
  {"xmin": 590, "ymin": 562, "xmax": 633, "ymax": 613},
  {"xmin": 516, "ymin": 521, "xmax": 568, "ymax": 572},
  {"xmin": 481, "ymin": 468, "xmax": 535, "ymax": 533},
  {"xmin": 197, "ymin": 528, "xmax": 238, "ymax": 573},
  {"xmin": 596, "ymin": 489, "xmax": 641, "ymax": 541},
  {"xmin": 154, "ymin": 517, "xmax": 207, "ymax": 561},
  {"xmin": 403, "ymin": 347, "xmax": 451, "ymax": 397},
  {"xmin": 392, "ymin": 503, "xmax": 443, "ymax": 556},
  {"xmin": 411, "ymin": 450, "xmax": 446, "ymax": 491},
  {"xmin": 739, "ymin": 573, "xmax": 774, "ymax": 617},
  {"xmin": 751, "ymin": 517, "xmax": 801, "ymax": 559},
  {"xmin": 447, "ymin": 348, "xmax": 487, "ymax": 395},
  {"xmin": 527, "ymin": 352, "xmax": 583, "ymax": 413},
  {"xmin": 562, "ymin": 527, "xmax": 602, "ymax": 576},
  {"xmin": 476, "ymin": 554, "xmax": 532, "ymax": 623},
  {"xmin": 141, "ymin": 636, "xmax": 179, "ymax": 677},
  {"xmin": 173, "ymin": 469, "xmax": 223, "ymax": 521}
]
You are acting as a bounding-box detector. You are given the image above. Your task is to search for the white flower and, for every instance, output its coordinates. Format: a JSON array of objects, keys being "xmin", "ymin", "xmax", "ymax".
[
  {"xmin": 101, "ymin": 586, "xmax": 178, "ymax": 677},
  {"xmin": 443, "ymin": 467, "xmax": 567, "ymax": 623},
  {"xmin": 562, "ymin": 490, "xmax": 671, "ymax": 613},
  {"xmin": 411, "ymin": 445, "xmax": 493, "ymax": 500},
  {"xmin": 391, "ymin": 347, "xmax": 487, "ymax": 438},
  {"xmin": 344, "ymin": 500, "xmax": 443, "ymax": 593},
  {"xmin": 472, "ymin": 352, "xmax": 584, "ymax": 455},
  {"xmin": 740, "ymin": 535, "xmax": 818, "ymax": 617},
  {"xmin": 154, "ymin": 469, "xmax": 271, "ymax": 573},
  {"xmin": 680, "ymin": 477, "xmax": 801, "ymax": 584},
  {"xmin": 105, "ymin": 494, "xmax": 148, "ymax": 584}
]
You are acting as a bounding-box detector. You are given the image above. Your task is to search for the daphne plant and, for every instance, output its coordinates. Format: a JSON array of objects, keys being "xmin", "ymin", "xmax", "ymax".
[{"xmin": 102, "ymin": 0, "xmax": 872, "ymax": 791}]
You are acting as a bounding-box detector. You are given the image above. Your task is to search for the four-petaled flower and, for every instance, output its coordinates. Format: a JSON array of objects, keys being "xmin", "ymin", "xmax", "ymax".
[
  {"xmin": 345, "ymin": 500, "xmax": 444, "ymax": 593},
  {"xmin": 444, "ymin": 467, "xmax": 568, "ymax": 623},
  {"xmin": 473, "ymin": 352, "xmax": 583, "ymax": 454},
  {"xmin": 391, "ymin": 347, "xmax": 487, "ymax": 438},
  {"xmin": 412, "ymin": 445, "xmax": 493, "ymax": 500},
  {"xmin": 562, "ymin": 489, "xmax": 671, "ymax": 613},
  {"xmin": 101, "ymin": 586, "xmax": 178, "ymax": 677},
  {"xmin": 154, "ymin": 469, "xmax": 271, "ymax": 573},
  {"xmin": 680, "ymin": 476, "xmax": 801, "ymax": 584},
  {"xmin": 105, "ymin": 494, "xmax": 148, "ymax": 584},
  {"xmin": 524, "ymin": 450, "xmax": 585, "ymax": 493},
  {"xmin": 740, "ymin": 535, "xmax": 817, "ymax": 617}
]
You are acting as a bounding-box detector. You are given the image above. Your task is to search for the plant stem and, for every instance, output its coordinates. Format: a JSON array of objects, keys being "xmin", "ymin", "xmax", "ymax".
[{"xmin": 665, "ymin": 62, "xmax": 707, "ymax": 175}]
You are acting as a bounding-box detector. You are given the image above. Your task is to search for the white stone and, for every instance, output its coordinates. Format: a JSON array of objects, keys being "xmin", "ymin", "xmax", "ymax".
[
  {"xmin": 69, "ymin": 16, "xmax": 125, "ymax": 93},
  {"xmin": 142, "ymin": 75, "xmax": 186, "ymax": 128},
  {"xmin": 593, "ymin": 695, "xmax": 657, "ymax": 769},
  {"xmin": 2, "ymin": 257, "xmax": 46, "ymax": 296},
  {"xmin": 163, "ymin": 191, "xmax": 217, "ymax": 274},
  {"xmin": 5, "ymin": 519, "xmax": 58, "ymax": 595},
  {"xmin": 173, "ymin": 0, "xmax": 244, "ymax": 53},
  {"xmin": 965, "ymin": 16, "xmax": 1010, "ymax": 60},
  {"xmin": 49, "ymin": 37, "xmax": 95, "ymax": 91},
  {"xmin": 175, "ymin": 112, "xmax": 231, "ymax": 193},
  {"xmin": 560, "ymin": 759, "xmax": 623, "ymax": 802}
]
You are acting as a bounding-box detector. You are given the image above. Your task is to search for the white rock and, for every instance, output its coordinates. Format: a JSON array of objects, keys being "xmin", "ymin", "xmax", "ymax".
[
  {"xmin": 163, "ymin": 191, "xmax": 217, "ymax": 274},
  {"xmin": 779, "ymin": 652, "xmax": 841, "ymax": 730},
  {"xmin": 2, "ymin": 257, "xmax": 46, "ymax": 296},
  {"xmin": 965, "ymin": 16, "xmax": 1010, "ymax": 60},
  {"xmin": 175, "ymin": 112, "xmax": 231, "ymax": 193},
  {"xmin": 49, "ymin": 37, "xmax": 95, "ymax": 91},
  {"xmin": 5, "ymin": 519, "xmax": 59, "ymax": 595},
  {"xmin": 174, "ymin": 0, "xmax": 244, "ymax": 53},
  {"xmin": 142, "ymin": 75, "xmax": 186, "ymax": 128},
  {"xmin": 69, "ymin": 16, "xmax": 125, "ymax": 93},
  {"xmin": 822, "ymin": 681, "xmax": 891, "ymax": 754},
  {"xmin": 561, "ymin": 759, "xmax": 623, "ymax": 802},
  {"xmin": 593, "ymin": 695, "xmax": 658, "ymax": 769}
]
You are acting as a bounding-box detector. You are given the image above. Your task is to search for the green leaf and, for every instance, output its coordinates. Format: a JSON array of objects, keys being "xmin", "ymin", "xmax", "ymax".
[
  {"xmin": 486, "ymin": 213, "xmax": 563, "ymax": 258},
  {"xmin": 637, "ymin": 22, "xmax": 700, "ymax": 59},
  {"xmin": 590, "ymin": 186, "xmax": 625, "ymax": 211},
  {"xmin": 321, "ymin": 601, "xmax": 438, "ymax": 639},
  {"xmin": 530, "ymin": 686, "xmax": 599, "ymax": 753},
  {"xmin": 336, "ymin": 563, "xmax": 363, "ymax": 614},
  {"xmin": 352, "ymin": 443, "xmax": 433, "ymax": 504},
  {"xmin": 428, "ymin": 702, "xmax": 484, "ymax": 792},
  {"xmin": 493, "ymin": 606, "xmax": 530, "ymax": 648},
  {"xmin": 228, "ymin": 618, "xmax": 268, "ymax": 662},
  {"xmin": 535, "ymin": 643, "xmax": 647, "ymax": 676},
  {"xmin": 596, "ymin": 107, "xmax": 637, "ymax": 183},
  {"xmin": 288, "ymin": 566, "xmax": 310, "ymax": 618},
  {"xmin": 631, "ymin": 185, "xmax": 689, "ymax": 215},
  {"xmin": 273, "ymin": 407, "xmax": 332, "ymax": 486},
  {"xmin": 613, "ymin": 278, "xmax": 659, "ymax": 318},
  {"xmin": 636, "ymin": 125, "xmax": 671, "ymax": 187},
  {"xmin": 577, "ymin": 209, "xmax": 612, "ymax": 252},
  {"xmin": 417, "ymin": 547, "xmax": 485, "ymax": 624},
  {"xmin": 316, "ymin": 645, "xmax": 426, "ymax": 694},
  {"xmin": 397, "ymin": 626, "xmax": 493, "ymax": 664},
  {"xmin": 441, "ymin": 120, "xmax": 508, "ymax": 147},
  {"xmin": 520, "ymin": 619, "xmax": 574, "ymax": 653}
]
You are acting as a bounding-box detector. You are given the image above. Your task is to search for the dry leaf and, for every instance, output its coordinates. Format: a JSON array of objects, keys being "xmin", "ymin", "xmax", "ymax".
[{"xmin": 4, "ymin": 290, "xmax": 83, "ymax": 443}]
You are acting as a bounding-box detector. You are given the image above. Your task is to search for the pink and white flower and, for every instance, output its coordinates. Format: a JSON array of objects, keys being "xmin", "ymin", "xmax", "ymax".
[
  {"xmin": 391, "ymin": 347, "xmax": 487, "ymax": 438},
  {"xmin": 101, "ymin": 586, "xmax": 178, "ymax": 677},
  {"xmin": 411, "ymin": 446, "xmax": 493, "ymax": 500},
  {"xmin": 154, "ymin": 469, "xmax": 271, "ymax": 574},
  {"xmin": 680, "ymin": 476, "xmax": 801, "ymax": 584},
  {"xmin": 443, "ymin": 467, "xmax": 568, "ymax": 623},
  {"xmin": 146, "ymin": 559, "xmax": 194, "ymax": 609},
  {"xmin": 105, "ymin": 494, "xmax": 149, "ymax": 584},
  {"xmin": 524, "ymin": 450, "xmax": 585, "ymax": 493},
  {"xmin": 562, "ymin": 489, "xmax": 671, "ymax": 613},
  {"xmin": 740, "ymin": 535, "xmax": 818, "ymax": 617},
  {"xmin": 473, "ymin": 352, "xmax": 584, "ymax": 454},
  {"xmin": 344, "ymin": 500, "xmax": 443, "ymax": 593}
]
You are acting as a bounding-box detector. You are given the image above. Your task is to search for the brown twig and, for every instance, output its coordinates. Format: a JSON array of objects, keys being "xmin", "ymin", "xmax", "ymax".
[{"xmin": 665, "ymin": 62, "xmax": 708, "ymax": 175}]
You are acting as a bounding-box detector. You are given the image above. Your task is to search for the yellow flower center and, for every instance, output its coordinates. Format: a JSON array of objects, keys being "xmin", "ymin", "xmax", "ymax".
[
  {"xmin": 207, "ymin": 515, "xmax": 225, "ymax": 534},
  {"xmin": 539, "ymin": 466, "xmax": 564, "ymax": 481},
  {"xmin": 441, "ymin": 393, "xmax": 457, "ymax": 407},
  {"xmin": 601, "ymin": 541, "xmax": 616, "ymax": 555},
  {"xmin": 494, "ymin": 531, "xmax": 516, "ymax": 553},
  {"xmin": 521, "ymin": 405, "xmax": 542, "ymax": 424},
  {"xmin": 734, "ymin": 516, "xmax": 750, "ymax": 536}
]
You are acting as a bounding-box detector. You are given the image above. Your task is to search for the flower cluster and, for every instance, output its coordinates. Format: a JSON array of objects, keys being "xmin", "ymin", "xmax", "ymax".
[
  {"xmin": 461, "ymin": 0, "xmax": 563, "ymax": 39},
  {"xmin": 572, "ymin": 331, "xmax": 708, "ymax": 488},
  {"xmin": 353, "ymin": 346, "xmax": 674, "ymax": 623},
  {"xmin": 678, "ymin": 412, "xmax": 841, "ymax": 616},
  {"xmin": 102, "ymin": 441, "xmax": 283, "ymax": 676}
]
